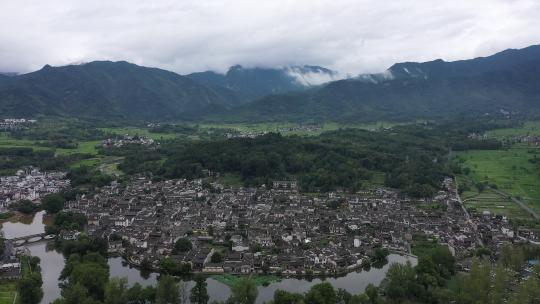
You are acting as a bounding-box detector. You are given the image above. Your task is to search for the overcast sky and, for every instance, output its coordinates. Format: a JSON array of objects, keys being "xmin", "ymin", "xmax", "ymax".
[{"xmin": 1, "ymin": 0, "xmax": 539, "ymax": 75}]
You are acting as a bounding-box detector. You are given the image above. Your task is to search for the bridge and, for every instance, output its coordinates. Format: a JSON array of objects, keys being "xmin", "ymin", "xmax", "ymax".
[{"xmin": 7, "ymin": 233, "xmax": 55, "ymax": 246}]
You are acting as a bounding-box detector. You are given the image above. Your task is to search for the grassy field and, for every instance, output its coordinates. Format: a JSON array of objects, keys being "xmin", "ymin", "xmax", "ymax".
[
  {"xmin": 56, "ymin": 140, "xmax": 101, "ymax": 156},
  {"xmin": 211, "ymin": 274, "xmax": 281, "ymax": 288},
  {"xmin": 0, "ymin": 132, "xmax": 101, "ymax": 156},
  {"xmin": 487, "ymin": 121, "xmax": 540, "ymax": 139},
  {"xmin": 0, "ymin": 133, "xmax": 50, "ymax": 151},
  {"xmin": 457, "ymin": 144, "xmax": 540, "ymax": 213},
  {"xmin": 0, "ymin": 282, "xmax": 16, "ymax": 304},
  {"xmin": 99, "ymin": 127, "xmax": 177, "ymax": 140}
]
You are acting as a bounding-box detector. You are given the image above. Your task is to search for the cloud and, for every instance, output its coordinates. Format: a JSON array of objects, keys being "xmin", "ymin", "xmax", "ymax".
[{"xmin": 1, "ymin": 0, "xmax": 539, "ymax": 75}]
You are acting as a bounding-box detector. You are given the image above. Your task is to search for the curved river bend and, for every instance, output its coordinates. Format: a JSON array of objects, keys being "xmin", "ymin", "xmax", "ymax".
[{"xmin": 1, "ymin": 211, "xmax": 416, "ymax": 304}]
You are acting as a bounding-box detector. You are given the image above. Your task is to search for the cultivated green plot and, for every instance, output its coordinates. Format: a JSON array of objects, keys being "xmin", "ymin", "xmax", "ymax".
[
  {"xmin": 464, "ymin": 190, "xmax": 533, "ymax": 220},
  {"xmin": 56, "ymin": 140, "xmax": 101, "ymax": 156},
  {"xmin": 0, "ymin": 282, "xmax": 17, "ymax": 304},
  {"xmin": 0, "ymin": 133, "xmax": 50, "ymax": 151},
  {"xmin": 457, "ymin": 145, "xmax": 540, "ymax": 213}
]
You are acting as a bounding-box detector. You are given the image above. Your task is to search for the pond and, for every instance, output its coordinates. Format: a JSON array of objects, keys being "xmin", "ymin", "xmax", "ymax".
[{"xmin": 1, "ymin": 211, "xmax": 416, "ymax": 303}]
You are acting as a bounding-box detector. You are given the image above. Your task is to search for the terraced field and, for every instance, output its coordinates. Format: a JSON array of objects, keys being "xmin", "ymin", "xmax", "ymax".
[
  {"xmin": 462, "ymin": 189, "xmax": 533, "ymax": 220},
  {"xmin": 457, "ymin": 144, "xmax": 540, "ymax": 213}
]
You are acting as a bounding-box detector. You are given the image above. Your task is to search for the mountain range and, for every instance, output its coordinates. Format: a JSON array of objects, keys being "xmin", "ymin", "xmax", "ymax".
[{"xmin": 0, "ymin": 44, "xmax": 539, "ymax": 122}]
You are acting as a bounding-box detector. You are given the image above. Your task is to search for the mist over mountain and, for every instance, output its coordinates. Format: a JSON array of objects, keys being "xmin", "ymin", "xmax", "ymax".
[
  {"xmin": 187, "ymin": 65, "xmax": 340, "ymax": 102},
  {"xmin": 207, "ymin": 44, "xmax": 540, "ymax": 122}
]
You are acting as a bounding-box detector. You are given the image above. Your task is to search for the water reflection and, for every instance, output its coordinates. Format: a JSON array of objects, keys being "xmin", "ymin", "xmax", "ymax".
[{"xmin": 27, "ymin": 242, "xmax": 64, "ymax": 304}]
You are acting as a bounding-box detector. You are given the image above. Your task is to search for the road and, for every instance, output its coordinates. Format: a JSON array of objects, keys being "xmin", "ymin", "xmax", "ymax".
[{"xmin": 453, "ymin": 177, "xmax": 484, "ymax": 247}]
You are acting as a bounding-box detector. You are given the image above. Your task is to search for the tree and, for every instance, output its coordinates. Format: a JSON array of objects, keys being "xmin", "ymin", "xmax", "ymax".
[
  {"xmin": 104, "ymin": 277, "xmax": 128, "ymax": 304},
  {"xmin": 304, "ymin": 282, "xmax": 336, "ymax": 304},
  {"xmin": 381, "ymin": 262, "xmax": 420, "ymax": 302},
  {"xmin": 69, "ymin": 261, "xmax": 109, "ymax": 301},
  {"xmin": 126, "ymin": 283, "xmax": 156, "ymax": 303},
  {"xmin": 13, "ymin": 199, "xmax": 38, "ymax": 214},
  {"xmin": 373, "ymin": 248, "xmax": 389, "ymax": 263},
  {"xmin": 364, "ymin": 284, "xmax": 379, "ymax": 304},
  {"xmin": 210, "ymin": 251, "xmax": 223, "ymax": 263},
  {"xmin": 228, "ymin": 278, "xmax": 258, "ymax": 304},
  {"xmin": 190, "ymin": 275, "xmax": 209, "ymax": 304},
  {"xmin": 273, "ymin": 290, "xmax": 304, "ymax": 304},
  {"xmin": 42, "ymin": 193, "xmax": 65, "ymax": 214},
  {"xmin": 160, "ymin": 257, "xmax": 178, "ymax": 275},
  {"xmin": 490, "ymin": 263, "xmax": 510, "ymax": 304},
  {"xmin": 156, "ymin": 275, "xmax": 180, "ymax": 304},
  {"xmin": 173, "ymin": 238, "xmax": 192, "ymax": 254},
  {"xmin": 18, "ymin": 272, "xmax": 43, "ymax": 304}
]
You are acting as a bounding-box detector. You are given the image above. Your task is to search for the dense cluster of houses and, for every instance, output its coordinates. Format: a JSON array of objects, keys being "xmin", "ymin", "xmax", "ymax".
[
  {"xmin": 469, "ymin": 210, "xmax": 540, "ymax": 257},
  {"xmin": 0, "ymin": 118, "xmax": 37, "ymax": 130},
  {"xmin": 102, "ymin": 135, "xmax": 157, "ymax": 148},
  {"xmin": 508, "ymin": 135, "xmax": 540, "ymax": 146},
  {"xmin": 467, "ymin": 132, "xmax": 488, "ymax": 140},
  {"xmin": 0, "ymin": 240, "xmax": 21, "ymax": 280},
  {"xmin": 0, "ymin": 167, "xmax": 69, "ymax": 212},
  {"xmin": 64, "ymin": 176, "xmax": 496, "ymax": 275},
  {"xmin": 225, "ymin": 125, "xmax": 322, "ymax": 139},
  {"xmin": 276, "ymin": 125, "xmax": 321, "ymax": 133}
]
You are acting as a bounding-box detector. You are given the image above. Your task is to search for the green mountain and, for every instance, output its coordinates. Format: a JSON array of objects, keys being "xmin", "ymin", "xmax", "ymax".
[
  {"xmin": 1, "ymin": 45, "xmax": 539, "ymax": 123},
  {"xmin": 208, "ymin": 45, "xmax": 540, "ymax": 122},
  {"xmin": 0, "ymin": 61, "xmax": 233, "ymax": 120}
]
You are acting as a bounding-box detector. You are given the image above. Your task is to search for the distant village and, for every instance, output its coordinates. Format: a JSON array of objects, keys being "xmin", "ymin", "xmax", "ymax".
[
  {"xmin": 0, "ymin": 167, "xmax": 69, "ymax": 212},
  {"xmin": 102, "ymin": 135, "xmax": 157, "ymax": 148},
  {"xmin": 226, "ymin": 125, "xmax": 322, "ymax": 139},
  {"xmin": 468, "ymin": 132, "xmax": 540, "ymax": 146},
  {"xmin": 0, "ymin": 118, "xmax": 37, "ymax": 130}
]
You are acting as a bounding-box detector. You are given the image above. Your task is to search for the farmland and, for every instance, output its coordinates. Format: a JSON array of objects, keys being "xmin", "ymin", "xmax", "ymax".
[
  {"xmin": 457, "ymin": 144, "xmax": 540, "ymax": 213},
  {"xmin": 0, "ymin": 282, "xmax": 16, "ymax": 304}
]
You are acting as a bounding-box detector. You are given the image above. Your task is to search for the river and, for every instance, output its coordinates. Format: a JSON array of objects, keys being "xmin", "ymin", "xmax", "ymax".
[{"xmin": 1, "ymin": 211, "xmax": 416, "ymax": 304}]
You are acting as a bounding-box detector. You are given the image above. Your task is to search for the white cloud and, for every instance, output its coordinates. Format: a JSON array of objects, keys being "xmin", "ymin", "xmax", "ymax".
[{"xmin": 0, "ymin": 0, "xmax": 539, "ymax": 75}]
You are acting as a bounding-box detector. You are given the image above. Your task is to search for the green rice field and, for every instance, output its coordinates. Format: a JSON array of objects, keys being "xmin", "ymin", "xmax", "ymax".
[{"xmin": 0, "ymin": 282, "xmax": 17, "ymax": 304}]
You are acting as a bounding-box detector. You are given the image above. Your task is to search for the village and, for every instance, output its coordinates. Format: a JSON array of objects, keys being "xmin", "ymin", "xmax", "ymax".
[
  {"xmin": 101, "ymin": 134, "xmax": 158, "ymax": 148},
  {"xmin": 0, "ymin": 118, "xmax": 37, "ymax": 130},
  {"xmin": 61, "ymin": 175, "xmax": 536, "ymax": 276},
  {"xmin": 0, "ymin": 167, "xmax": 69, "ymax": 212}
]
